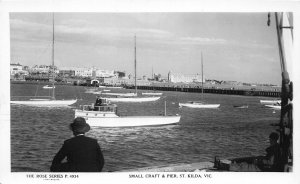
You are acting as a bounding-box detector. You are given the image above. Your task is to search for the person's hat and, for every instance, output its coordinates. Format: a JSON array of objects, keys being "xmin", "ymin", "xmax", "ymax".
[
  {"xmin": 70, "ymin": 117, "xmax": 90, "ymax": 133},
  {"xmin": 269, "ymin": 132, "xmax": 279, "ymax": 141}
]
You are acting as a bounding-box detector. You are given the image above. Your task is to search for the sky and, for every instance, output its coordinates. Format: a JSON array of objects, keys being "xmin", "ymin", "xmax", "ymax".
[{"xmin": 9, "ymin": 12, "xmax": 282, "ymax": 85}]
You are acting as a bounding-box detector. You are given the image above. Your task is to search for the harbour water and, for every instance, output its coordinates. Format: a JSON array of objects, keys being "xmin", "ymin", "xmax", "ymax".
[{"xmin": 10, "ymin": 83, "xmax": 280, "ymax": 172}]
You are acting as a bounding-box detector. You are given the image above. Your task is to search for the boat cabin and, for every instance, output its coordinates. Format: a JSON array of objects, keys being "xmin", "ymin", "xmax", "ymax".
[{"xmin": 80, "ymin": 104, "xmax": 118, "ymax": 113}]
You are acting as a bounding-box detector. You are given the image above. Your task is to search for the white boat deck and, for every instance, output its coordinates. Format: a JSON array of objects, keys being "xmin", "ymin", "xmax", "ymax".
[{"xmin": 75, "ymin": 104, "xmax": 180, "ymax": 127}]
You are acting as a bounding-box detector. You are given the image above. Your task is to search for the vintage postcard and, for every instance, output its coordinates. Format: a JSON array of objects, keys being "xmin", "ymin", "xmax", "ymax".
[{"xmin": 0, "ymin": 0, "xmax": 299, "ymax": 184}]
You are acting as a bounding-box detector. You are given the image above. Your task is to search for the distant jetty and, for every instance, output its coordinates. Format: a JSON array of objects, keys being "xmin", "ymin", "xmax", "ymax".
[
  {"xmin": 11, "ymin": 80, "xmax": 281, "ymax": 98},
  {"xmin": 125, "ymin": 85, "xmax": 281, "ymax": 98}
]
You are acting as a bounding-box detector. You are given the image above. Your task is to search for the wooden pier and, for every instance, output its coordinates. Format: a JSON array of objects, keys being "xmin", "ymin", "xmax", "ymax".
[{"xmin": 126, "ymin": 85, "xmax": 281, "ymax": 98}]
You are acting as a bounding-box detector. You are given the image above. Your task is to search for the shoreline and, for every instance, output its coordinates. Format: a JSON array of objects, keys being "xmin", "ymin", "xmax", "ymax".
[{"xmin": 11, "ymin": 80, "xmax": 281, "ymax": 98}]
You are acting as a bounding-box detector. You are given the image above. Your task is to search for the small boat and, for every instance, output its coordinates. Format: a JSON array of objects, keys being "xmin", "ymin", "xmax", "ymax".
[
  {"xmin": 74, "ymin": 103, "xmax": 181, "ymax": 127},
  {"xmin": 102, "ymin": 96, "xmax": 160, "ymax": 103},
  {"xmin": 265, "ymin": 104, "xmax": 281, "ymax": 110},
  {"xmin": 233, "ymin": 105, "xmax": 249, "ymax": 109},
  {"xmin": 101, "ymin": 92, "xmax": 137, "ymax": 97},
  {"xmin": 142, "ymin": 92, "xmax": 163, "ymax": 96},
  {"xmin": 179, "ymin": 101, "xmax": 220, "ymax": 108},
  {"xmin": 103, "ymin": 36, "xmax": 160, "ymax": 103},
  {"xmin": 43, "ymin": 85, "xmax": 55, "ymax": 89},
  {"xmin": 260, "ymin": 99, "xmax": 281, "ymax": 105},
  {"xmin": 179, "ymin": 53, "xmax": 220, "ymax": 109},
  {"xmin": 10, "ymin": 13, "xmax": 77, "ymax": 107},
  {"xmin": 91, "ymin": 91, "xmax": 102, "ymax": 95},
  {"xmin": 11, "ymin": 99, "xmax": 77, "ymax": 106},
  {"xmin": 99, "ymin": 85, "xmax": 123, "ymax": 89},
  {"xmin": 103, "ymin": 89, "xmax": 111, "ymax": 92}
]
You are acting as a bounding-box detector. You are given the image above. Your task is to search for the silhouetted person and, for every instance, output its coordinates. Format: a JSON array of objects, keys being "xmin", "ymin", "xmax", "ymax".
[
  {"xmin": 229, "ymin": 132, "xmax": 282, "ymax": 172},
  {"xmin": 50, "ymin": 117, "xmax": 104, "ymax": 172},
  {"xmin": 258, "ymin": 132, "xmax": 282, "ymax": 171},
  {"xmin": 95, "ymin": 95, "xmax": 102, "ymax": 106}
]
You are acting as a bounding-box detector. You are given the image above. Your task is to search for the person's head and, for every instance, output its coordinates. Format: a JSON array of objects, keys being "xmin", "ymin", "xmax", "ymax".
[
  {"xmin": 96, "ymin": 95, "xmax": 100, "ymax": 99},
  {"xmin": 269, "ymin": 132, "xmax": 279, "ymax": 145},
  {"xmin": 70, "ymin": 117, "xmax": 90, "ymax": 136}
]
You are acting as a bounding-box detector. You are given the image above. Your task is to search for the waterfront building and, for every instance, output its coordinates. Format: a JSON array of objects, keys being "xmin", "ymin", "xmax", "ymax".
[
  {"xmin": 30, "ymin": 65, "xmax": 58, "ymax": 74},
  {"xmin": 10, "ymin": 63, "xmax": 29, "ymax": 76},
  {"xmin": 59, "ymin": 66, "xmax": 116, "ymax": 78},
  {"xmin": 95, "ymin": 69, "xmax": 116, "ymax": 78},
  {"xmin": 168, "ymin": 72, "xmax": 205, "ymax": 83},
  {"xmin": 58, "ymin": 69, "xmax": 75, "ymax": 77},
  {"xmin": 74, "ymin": 67, "xmax": 93, "ymax": 77}
]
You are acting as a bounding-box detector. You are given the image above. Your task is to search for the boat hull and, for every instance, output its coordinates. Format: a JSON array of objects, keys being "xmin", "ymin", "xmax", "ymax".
[
  {"xmin": 179, "ymin": 103, "xmax": 220, "ymax": 108},
  {"xmin": 102, "ymin": 96, "xmax": 160, "ymax": 102},
  {"xmin": 265, "ymin": 105, "xmax": 281, "ymax": 110},
  {"xmin": 142, "ymin": 92, "xmax": 163, "ymax": 96},
  {"xmin": 10, "ymin": 99, "xmax": 77, "ymax": 106},
  {"xmin": 102, "ymin": 93, "xmax": 137, "ymax": 97},
  {"xmin": 75, "ymin": 109, "xmax": 180, "ymax": 127},
  {"xmin": 43, "ymin": 86, "xmax": 55, "ymax": 89},
  {"xmin": 77, "ymin": 115, "xmax": 181, "ymax": 127},
  {"xmin": 260, "ymin": 100, "xmax": 281, "ymax": 105}
]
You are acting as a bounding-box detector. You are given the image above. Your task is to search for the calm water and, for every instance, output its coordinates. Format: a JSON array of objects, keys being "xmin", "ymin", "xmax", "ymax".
[{"xmin": 10, "ymin": 83, "xmax": 280, "ymax": 172}]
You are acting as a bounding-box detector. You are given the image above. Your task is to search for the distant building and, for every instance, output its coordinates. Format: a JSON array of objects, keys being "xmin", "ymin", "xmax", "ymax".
[
  {"xmin": 95, "ymin": 69, "xmax": 116, "ymax": 78},
  {"xmin": 30, "ymin": 65, "xmax": 58, "ymax": 74},
  {"xmin": 115, "ymin": 71, "xmax": 126, "ymax": 78},
  {"xmin": 58, "ymin": 70, "xmax": 75, "ymax": 77},
  {"xmin": 74, "ymin": 67, "xmax": 93, "ymax": 77},
  {"xmin": 10, "ymin": 63, "xmax": 29, "ymax": 76},
  {"xmin": 57, "ymin": 66, "xmax": 119, "ymax": 78},
  {"xmin": 168, "ymin": 72, "xmax": 205, "ymax": 83}
]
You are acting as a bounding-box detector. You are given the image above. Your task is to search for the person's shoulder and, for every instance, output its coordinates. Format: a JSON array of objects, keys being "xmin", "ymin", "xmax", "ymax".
[
  {"xmin": 84, "ymin": 136, "xmax": 98, "ymax": 142},
  {"xmin": 64, "ymin": 136, "xmax": 77, "ymax": 143}
]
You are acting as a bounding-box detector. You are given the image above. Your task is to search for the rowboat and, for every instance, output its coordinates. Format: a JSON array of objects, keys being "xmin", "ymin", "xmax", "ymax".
[{"xmin": 74, "ymin": 104, "xmax": 181, "ymax": 127}]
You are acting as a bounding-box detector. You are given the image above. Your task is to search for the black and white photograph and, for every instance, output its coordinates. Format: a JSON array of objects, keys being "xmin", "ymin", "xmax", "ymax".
[{"xmin": 0, "ymin": 0, "xmax": 299, "ymax": 184}]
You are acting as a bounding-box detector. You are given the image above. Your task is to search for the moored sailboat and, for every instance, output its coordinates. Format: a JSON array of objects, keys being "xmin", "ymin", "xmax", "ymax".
[
  {"xmin": 179, "ymin": 52, "xmax": 220, "ymax": 109},
  {"xmin": 102, "ymin": 36, "xmax": 160, "ymax": 103},
  {"xmin": 10, "ymin": 13, "xmax": 77, "ymax": 107}
]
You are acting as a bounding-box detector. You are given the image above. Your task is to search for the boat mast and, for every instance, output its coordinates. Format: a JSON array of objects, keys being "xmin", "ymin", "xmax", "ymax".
[
  {"xmin": 51, "ymin": 12, "xmax": 55, "ymax": 100},
  {"xmin": 274, "ymin": 12, "xmax": 293, "ymax": 171},
  {"xmin": 201, "ymin": 52, "xmax": 204, "ymax": 101},
  {"xmin": 134, "ymin": 35, "xmax": 137, "ymax": 94},
  {"xmin": 152, "ymin": 66, "xmax": 153, "ymax": 80}
]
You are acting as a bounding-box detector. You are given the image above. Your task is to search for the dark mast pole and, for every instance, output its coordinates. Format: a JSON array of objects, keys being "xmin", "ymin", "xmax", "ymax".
[
  {"xmin": 201, "ymin": 52, "xmax": 204, "ymax": 101},
  {"xmin": 134, "ymin": 35, "xmax": 137, "ymax": 94},
  {"xmin": 52, "ymin": 12, "xmax": 55, "ymax": 100}
]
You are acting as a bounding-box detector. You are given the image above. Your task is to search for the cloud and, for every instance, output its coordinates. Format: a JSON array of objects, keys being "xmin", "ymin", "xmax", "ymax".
[
  {"xmin": 11, "ymin": 16, "xmax": 231, "ymax": 50},
  {"xmin": 179, "ymin": 37, "xmax": 227, "ymax": 45}
]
